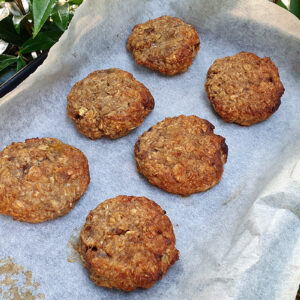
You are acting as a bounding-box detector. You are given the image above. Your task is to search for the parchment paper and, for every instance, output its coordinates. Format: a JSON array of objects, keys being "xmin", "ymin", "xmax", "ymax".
[{"xmin": 0, "ymin": 0, "xmax": 300, "ymax": 299}]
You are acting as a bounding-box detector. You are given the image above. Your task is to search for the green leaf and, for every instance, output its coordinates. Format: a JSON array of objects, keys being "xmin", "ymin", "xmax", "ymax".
[
  {"xmin": 68, "ymin": 12, "xmax": 74, "ymax": 22},
  {"xmin": 276, "ymin": 0, "xmax": 288, "ymax": 10},
  {"xmin": 42, "ymin": 19, "xmax": 62, "ymax": 31},
  {"xmin": 290, "ymin": 0, "xmax": 300, "ymax": 19},
  {"xmin": 0, "ymin": 17, "xmax": 26, "ymax": 46},
  {"xmin": 12, "ymin": 15, "xmax": 26, "ymax": 34},
  {"xmin": 68, "ymin": 0, "xmax": 83, "ymax": 5},
  {"xmin": 20, "ymin": 30, "xmax": 62, "ymax": 53},
  {"xmin": 16, "ymin": 56, "xmax": 26, "ymax": 71},
  {"xmin": 52, "ymin": 1, "xmax": 69, "ymax": 31},
  {"xmin": 32, "ymin": 0, "xmax": 57, "ymax": 38},
  {"xmin": 0, "ymin": 54, "xmax": 18, "ymax": 72}
]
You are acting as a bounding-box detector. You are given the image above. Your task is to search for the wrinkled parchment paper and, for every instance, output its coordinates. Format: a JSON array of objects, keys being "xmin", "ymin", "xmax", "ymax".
[{"xmin": 0, "ymin": 0, "xmax": 300, "ymax": 299}]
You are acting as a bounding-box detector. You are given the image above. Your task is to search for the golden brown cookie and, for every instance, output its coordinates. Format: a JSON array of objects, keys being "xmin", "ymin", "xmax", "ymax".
[
  {"xmin": 0, "ymin": 138, "xmax": 90, "ymax": 223},
  {"xmin": 78, "ymin": 195, "xmax": 179, "ymax": 292},
  {"xmin": 134, "ymin": 115, "xmax": 228, "ymax": 196},
  {"xmin": 127, "ymin": 15, "xmax": 200, "ymax": 75},
  {"xmin": 67, "ymin": 68, "xmax": 154, "ymax": 140},
  {"xmin": 205, "ymin": 52, "xmax": 285, "ymax": 126}
]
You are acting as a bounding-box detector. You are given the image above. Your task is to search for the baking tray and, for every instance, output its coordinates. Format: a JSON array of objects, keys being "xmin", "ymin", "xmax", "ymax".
[{"xmin": 0, "ymin": 0, "xmax": 299, "ymax": 299}]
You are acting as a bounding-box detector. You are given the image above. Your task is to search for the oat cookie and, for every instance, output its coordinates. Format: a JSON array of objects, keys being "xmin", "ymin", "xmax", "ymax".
[
  {"xmin": 67, "ymin": 68, "xmax": 154, "ymax": 139},
  {"xmin": 134, "ymin": 115, "xmax": 228, "ymax": 196},
  {"xmin": 127, "ymin": 15, "xmax": 200, "ymax": 75},
  {"xmin": 0, "ymin": 138, "xmax": 90, "ymax": 223},
  {"xmin": 205, "ymin": 52, "xmax": 285, "ymax": 126},
  {"xmin": 78, "ymin": 195, "xmax": 179, "ymax": 292}
]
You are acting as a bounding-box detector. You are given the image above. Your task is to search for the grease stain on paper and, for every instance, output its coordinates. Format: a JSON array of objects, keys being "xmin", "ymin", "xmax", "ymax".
[
  {"xmin": 66, "ymin": 227, "xmax": 81, "ymax": 263},
  {"xmin": 0, "ymin": 257, "xmax": 44, "ymax": 300},
  {"xmin": 223, "ymin": 184, "xmax": 245, "ymax": 206}
]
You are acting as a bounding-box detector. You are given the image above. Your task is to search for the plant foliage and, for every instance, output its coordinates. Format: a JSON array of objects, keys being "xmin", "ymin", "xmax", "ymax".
[
  {"xmin": 275, "ymin": 0, "xmax": 300, "ymax": 18},
  {"xmin": 0, "ymin": 0, "xmax": 81, "ymax": 79}
]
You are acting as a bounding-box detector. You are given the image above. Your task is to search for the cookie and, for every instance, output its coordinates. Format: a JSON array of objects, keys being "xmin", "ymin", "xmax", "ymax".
[
  {"xmin": 78, "ymin": 195, "xmax": 179, "ymax": 292},
  {"xmin": 0, "ymin": 138, "xmax": 90, "ymax": 223},
  {"xmin": 127, "ymin": 15, "xmax": 200, "ymax": 75},
  {"xmin": 205, "ymin": 52, "xmax": 285, "ymax": 126},
  {"xmin": 67, "ymin": 68, "xmax": 154, "ymax": 140},
  {"xmin": 134, "ymin": 115, "xmax": 228, "ymax": 196}
]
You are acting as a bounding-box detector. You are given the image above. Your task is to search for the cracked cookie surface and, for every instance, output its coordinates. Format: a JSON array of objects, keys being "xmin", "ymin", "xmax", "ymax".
[
  {"xmin": 205, "ymin": 52, "xmax": 284, "ymax": 126},
  {"xmin": 134, "ymin": 115, "xmax": 228, "ymax": 196},
  {"xmin": 67, "ymin": 68, "xmax": 154, "ymax": 139},
  {"xmin": 78, "ymin": 195, "xmax": 179, "ymax": 292},
  {"xmin": 0, "ymin": 138, "xmax": 90, "ymax": 223},
  {"xmin": 127, "ymin": 15, "xmax": 200, "ymax": 75}
]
